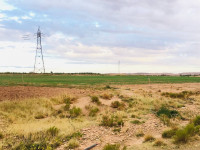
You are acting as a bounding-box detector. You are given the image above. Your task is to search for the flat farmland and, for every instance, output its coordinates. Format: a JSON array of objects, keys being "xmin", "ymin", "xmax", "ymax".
[{"xmin": 0, "ymin": 74, "xmax": 200, "ymax": 86}]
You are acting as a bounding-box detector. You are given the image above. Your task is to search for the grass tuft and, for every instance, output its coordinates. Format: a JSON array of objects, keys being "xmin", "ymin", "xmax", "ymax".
[{"xmin": 103, "ymin": 143, "xmax": 120, "ymax": 150}]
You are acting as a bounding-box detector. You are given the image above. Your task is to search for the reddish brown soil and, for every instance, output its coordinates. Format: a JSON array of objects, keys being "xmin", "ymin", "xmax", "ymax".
[{"xmin": 0, "ymin": 86, "xmax": 92, "ymax": 101}]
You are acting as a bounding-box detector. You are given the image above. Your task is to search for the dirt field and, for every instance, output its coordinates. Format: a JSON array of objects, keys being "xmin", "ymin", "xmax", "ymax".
[{"xmin": 1, "ymin": 83, "xmax": 200, "ymax": 150}]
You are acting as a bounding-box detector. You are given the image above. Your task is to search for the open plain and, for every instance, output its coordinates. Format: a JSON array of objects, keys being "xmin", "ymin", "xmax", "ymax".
[{"xmin": 1, "ymin": 75, "xmax": 200, "ymax": 149}]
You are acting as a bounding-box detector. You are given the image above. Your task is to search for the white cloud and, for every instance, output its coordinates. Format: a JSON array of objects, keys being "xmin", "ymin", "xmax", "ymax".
[{"xmin": 0, "ymin": 0, "xmax": 15, "ymax": 11}]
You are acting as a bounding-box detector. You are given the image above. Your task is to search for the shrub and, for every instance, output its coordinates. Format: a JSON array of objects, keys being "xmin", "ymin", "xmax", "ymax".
[
  {"xmin": 157, "ymin": 107, "xmax": 179, "ymax": 118},
  {"xmin": 89, "ymin": 107, "xmax": 99, "ymax": 117},
  {"xmin": 0, "ymin": 132, "xmax": 3, "ymax": 139},
  {"xmin": 193, "ymin": 116, "xmax": 200, "ymax": 126},
  {"xmin": 66, "ymin": 138, "xmax": 79, "ymax": 149},
  {"xmin": 91, "ymin": 96, "xmax": 101, "ymax": 105},
  {"xmin": 144, "ymin": 135, "xmax": 155, "ymax": 142},
  {"xmin": 64, "ymin": 98, "xmax": 71, "ymax": 111},
  {"xmin": 162, "ymin": 128, "xmax": 177, "ymax": 138},
  {"xmin": 130, "ymin": 120, "xmax": 142, "ymax": 125},
  {"xmin": 111, "ymin": 101, "xmax": 121, "ymax": 108},
  {"xmin": 174, "ymin": 129, "xmax": 189, "ymax": 143},
  {"xmin": 103, "ymin": 143, "xmax": 120, "ymax": 150},
  {"xmin": 153, "ymin": 139, "xmax": 166, "ymax": 146},
  {"xmin": 174, "ymin": 124, "xmax": 195, "ymax": 143},
  {"xmin": 136, "ymin": 131, "xmax": 144, "ymax": 137},
  {"xmin": 69, "ymin": 107, "xmax": 82, "ymax": 118},
  {"xmin": 46, "ymin": 126, "xmax": 59, "ymax": 137},
  {"xmin": 100, "ymin": 115, "xmax": 124, "ymax": 127},
  {"xmin": 101, "ymin": 93, "xmax": 113, "ymax": 100}
]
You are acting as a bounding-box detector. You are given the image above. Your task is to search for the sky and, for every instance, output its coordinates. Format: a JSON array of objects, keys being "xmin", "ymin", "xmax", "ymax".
[{"xmin": 0, "ymin": 0, "xmax": 200, "ymax": 73}]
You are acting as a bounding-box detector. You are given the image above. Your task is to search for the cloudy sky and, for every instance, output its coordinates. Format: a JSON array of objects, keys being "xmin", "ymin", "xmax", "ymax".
[{"xmin": 0, "ymin": 0, "xmax": 200, "ymax": 73}]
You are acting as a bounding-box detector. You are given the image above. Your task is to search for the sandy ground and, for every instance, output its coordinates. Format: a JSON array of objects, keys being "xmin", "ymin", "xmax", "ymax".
[{"xmin": 1, "ymin": 83, "xmax": 200, "ymax": 149}]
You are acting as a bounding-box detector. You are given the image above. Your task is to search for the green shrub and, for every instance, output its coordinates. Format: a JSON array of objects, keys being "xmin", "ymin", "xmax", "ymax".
[
  {"xmin": 157, "ymin": 107, "xmax": 179, "ymax": 118},
  {"xmin": 162, "ymin": 128, "xmax": 177, "ymax": 138},
  {"xmin": 69, "ymin": 107, "xmax": 82, "ymax": 118},
  {"xmin": 174, "ymin": 129, "xmax": 189, "ymax": 143},
  {"xmin": 103, "ymin": 143, "xmax": 120, "ymax": 150},
  {"xmin": 130, "ymin": 120, "xmax": 142, "ymax": 125},
  {"xmin": 46, "ymin": 126, "xmax": 59, "ymax": 137},
  {"xmin": 174, "ymin": 124, "xmax": 195, "ymax": 143},
  {"xmin": 89, "ymin": 107, "xmax": 99, "ymax": 117},
  {"xmin": 64, "ymin": 98, "xmax": 71, "ymax": 111},
  {"xmin": 193, "ymin": 116, "xmax": 200, "ymax": 126},
  {"xmin": 100, "ymin": 115, "xmax": 124, "ymax": 127},
  {"xmin": 91, "ymin": 96, "xmax": 101, "ymax": 105}
]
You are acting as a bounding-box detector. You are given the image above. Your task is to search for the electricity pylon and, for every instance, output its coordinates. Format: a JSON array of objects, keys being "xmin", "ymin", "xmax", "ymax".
[{"xmin": 34, "ymin": 27, "xmax": 45, "ymax": 73}]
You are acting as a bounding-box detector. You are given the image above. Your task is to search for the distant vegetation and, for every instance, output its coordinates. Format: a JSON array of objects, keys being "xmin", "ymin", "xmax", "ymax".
[{"xmin": 0, "ymin": 74, "xmax": 200, "ymax": 87}]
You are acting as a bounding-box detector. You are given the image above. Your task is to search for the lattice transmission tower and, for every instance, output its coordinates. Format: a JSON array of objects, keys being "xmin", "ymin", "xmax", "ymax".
[{"xmin": 34, "ymin": 27, "xmax": 45, "ymax": 73}]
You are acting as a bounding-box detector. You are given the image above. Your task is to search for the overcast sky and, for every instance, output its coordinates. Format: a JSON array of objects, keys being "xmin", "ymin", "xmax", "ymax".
[{"xmin": 0, "ymin": 0, "xmax": 200, "ymax": 73}]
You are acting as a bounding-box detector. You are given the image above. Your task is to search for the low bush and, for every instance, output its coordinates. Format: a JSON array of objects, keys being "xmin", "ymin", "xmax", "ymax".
[
  {"xmin": 174, "ymin": 124, "xmax": 196, "ymax": 143},
  {"xmin": 100, "ymin": 115, "xmax": 124, "ymax": 127},
  {"xmin": 144, "ymin": 135, "xmax": 155, "ymax": 142},
  {"xmin": 103, "ymin": 143, "xmax": 120, "ymax": 150},
  {"xmin": 89, "ymin": 107, "xmax": 99, "ymax": 117},
  {"xmin": 91, "ymin": 96, "xmax": 101, "ymax": 105},
  {"xmin": 162, "ymin": 128, "xmax": 177, "ymax": 138},
  {"xmin": 157, "ymin": 107, "xmax": 179, "ymax": 118},
  {"xmin": 193, "ymin": 116, "xmax": 200, "ymax": 126},
  {"xmin": 130, "ymin": 120, "xmax": 142, "ymax": 125},
  {"xmin": 69, "ymin": 107, "xmax": 82, "ymax": 118}
]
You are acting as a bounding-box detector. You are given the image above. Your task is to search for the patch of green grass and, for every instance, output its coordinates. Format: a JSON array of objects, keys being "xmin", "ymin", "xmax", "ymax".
[
  {"xmin": 89, "ymin": 107, "xmax": 99, "ymax": 117},
  {"xmin": 130, "ymin": 120, "xmax": 142, "ymax": 125},
  {"xmin": 103, "ymin": 143, "xmax": 120, "ymax": 150},
  {"xmin": 100, "ymin": 115, "xmax": 124, "ymax": 127},
  {"xmin": 157, "ymin": 107, "xmax": 179, "ymax": 118},
  {"xmin": 46, "ymin": 126, "xmax": 59, "ymax": 137},
  {"xmin": 1, "ymin": 74, "xmax": 200, "ymax": 87},
  {"xmin": 69, "ymin": 107, "xmax": 82, "ymax": 118}
]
